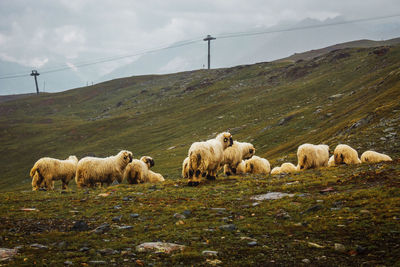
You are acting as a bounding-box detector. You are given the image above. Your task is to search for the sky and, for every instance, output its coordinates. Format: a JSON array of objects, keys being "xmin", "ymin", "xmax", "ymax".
[{"xmin": 1, "ymin": 0, "xmax": 400, "ymax": 94}]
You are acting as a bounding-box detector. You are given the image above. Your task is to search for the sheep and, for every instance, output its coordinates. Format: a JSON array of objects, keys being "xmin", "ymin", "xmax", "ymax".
[
  {"xmin": 182, "ymin": 157, "xmax": 189, "ymax": 178},
  {"xmin": 270, "ymin": 167, "xmax": 281, "ymax": 175},
  {"xmin": 270, "ymin": 162, "xmax": 297, "ymax": 175},
  {"xmin": 328, "ymin": 155, "xmax": 336, "ymax": 167},
  {"xmin": 223, "ymin": 141, "xmax": 255, "ymax": 176},
  {"xmin": 75, "ymin": 150, "xmax": 133, "ymax": 188},
  {"xmin": 361, "ymin": 150, "xmax": 392, "ymax": 163},
  {"xmin": 244, "ymin": 155, "xmax": 270, "ymax": 175},
  {"xmin": 223, "ymin": 160, "xmax": 246, "ymax": 175},
  {"xmin": 30, "ymin": 155, "xmax": 78, "ymax": 190},
  {"xmin": 187, "ymin": 132, "xmax": 233, "ymax": 186},
  {"xmin": 125, "ymin": 156, "xmax": 164, "ymax": 184},
  {"xmin": 334, "ymin": 144, "xmax": 361, "ymax": 165},
  {"xmin": 297, "ymin": 143, "xmax": 329, "ymax": 170}
]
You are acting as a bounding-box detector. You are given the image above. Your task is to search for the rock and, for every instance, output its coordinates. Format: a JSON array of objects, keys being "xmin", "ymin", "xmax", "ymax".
[
  {"xmin": 319, "ymin": 187, "xmax": 335, "ymax": 194},
  {"xmin": 112, "ymin": 215, "xmax": 123, "ymax": 222},
  {"xmin": 122, "ymin": 196, "xmax": 131, "ymax": 201},
  {"xmin": 0, "ymin": 248, "xmax": 18, "ymax": 261},
  {"xmin": 248, "ymin": 241, "xmax": 257, "ymax": 247},
  {"xmin": 251, "ymin": 192, "xmax": 295, "ymax": 201},
  {"xmin": 308, "ymin": 242, "xmax": 324, "ymax": 248},
  {"xmin": 130, "ymin": 213, "xmax": 140, "ymax": 218},
  {"xmin": 277, "ymin": 115, "xmax": 294, "ymax": 126},
  {"xmin": 219, "ymin": 224, "xmax": 236, "ymax": 231},
  {"xmin": 99, "ymin": 248, "xmax": 119, "ymax": 255},
  {"xmin": 211, "ymin": 208, "xmax": 226, "ymax": 212},
  {"xmin": 93, "ymin": 223, "xmax": 110, "ymax": 234},
  {"xmin": 173, "ymin": 213, "xmax": 186, "ymax": 219},
  {"xmin": 30, "ymin": 243, "xmax": 48, "ymax": 249},
  {"xmin": 202, "ymin": 250, "xmax": 218, "ymax": 257},
  {"xmin": 329, "ymin": 93, "xmax": 343, "ymax": 100},
  {"xmin": 118, "ymin": 225, "xmax": 133, "ymax": 230},
  {"xmin": 136, "ymin": 242, "xmax": 185, "ymax": 254},
  {"xmin": 79, "ymin": 246, "xmax": 90, "ymax": 252},
  {"xmin": 252, "ymin": 202, "xmax": 260, "ymax": 207},
  {"xmin": 182, "ymin": 210, "xmax": 192, "ymax": 217},
  {"xmin": 71, "ymin": 220, "xmax": 89, "ymax": 232},
  {"xmin": 334, "ymin": 243, "xmax": 346, "ymax": 252},
  {"xmin": 275, "ymin": 209, "xmax": 290, "ymax": 219},
  {"xmin": 114, "ymin": 205, "xmax": 122, "ymax": 210},
  {"xmin": 64, "ymin": 261, "xmax": 73, "ymax": 265},
  {"xmin": 302, "ymin": 258, "xmax": 310, "ymax": 264}
]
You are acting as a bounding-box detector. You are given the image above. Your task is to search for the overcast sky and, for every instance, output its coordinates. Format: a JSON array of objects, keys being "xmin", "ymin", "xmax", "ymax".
[{"xmin": 1, "ymin": 0, "xmax": 400, "ymax": 94}]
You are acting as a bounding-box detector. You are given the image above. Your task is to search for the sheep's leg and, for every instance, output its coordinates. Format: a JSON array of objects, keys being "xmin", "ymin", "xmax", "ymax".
[
  {"xmin": 206, "ymin": 170, "xmax": 216, "ymax": 181},
  {"xmin": 188, "ymin": 170, "xmax": 201, "ymax": 186}
]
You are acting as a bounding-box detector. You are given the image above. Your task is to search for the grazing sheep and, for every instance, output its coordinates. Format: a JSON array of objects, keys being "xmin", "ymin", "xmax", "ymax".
[
  {"xmin": 140, "ymin": 156, "xmax": 155, "ymax": 168},
  {"xmin": 223, "ymin": 160, "xmax": 246, "ymax": 175},
  {"xmin": 147, "ymin": 170, "xmax": 165, "ymax": 183},
  {"xmin": 124, "ymin": 159, "xmax": 149, "ymax": 184},
  {"xmin": 361, "ymin": 150, "xmax": 392, "ymax": 163},
  {"xmin": 75, "ymin": 150, "xmax": 133, "ymax": 188},
  {"xmin": 244, "ymin": 156, "xmax": 270, "ymax": 175},
  {"xmin": 334, "ymin": 144, "xmax": 361, "ymax": 165},
  {"xmin": 328, "ymin": 155, "xmax": 336, "ymax": 167},
  {"xmin": 30, "ymin": 155, "xmax": 78, "ymax": 190},
  {"xmin": 182, "ymin": 157, "xmax": 189, "ymax": 178},
  {"xmin": 270, "ymin": 162, "xmax": 297, "ymax": 175},
  {"xmin": 297, "ymin": 143, "xmax": 329, "ymax": 170},
  {"xmin": 223, "ymin": 141, "xmax": 255, "ymax": 176},
  {"xmin": 270, "ymin": 167, "xmax": 281, "ymax": 175},
  {"xmin": 188, "ymin": 132, "xmax": 233, "ymax": 186},
  {"xmin": 125, "ymin": 156, "xmax": 164, "ymax": 184}
]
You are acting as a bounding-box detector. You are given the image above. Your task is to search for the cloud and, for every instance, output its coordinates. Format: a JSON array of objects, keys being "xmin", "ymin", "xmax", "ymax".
[{"xmin": 159, "ymin": 56, "xmax": 191, "ymax": 73}]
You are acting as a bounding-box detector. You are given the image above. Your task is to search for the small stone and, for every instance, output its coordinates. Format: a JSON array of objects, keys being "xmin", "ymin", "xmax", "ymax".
[
  {"xmin": 130, "ymin": 213, "xmax": 140, "ymax": 218},
  {"xmin": 211, "ymin": 208, "xmax": 226, "ymax": 212},
  {"xmin": 219, "ymin": 224, "xmax": 236, "ymax": 231},
  {"xmin": 64, "ymin": 261, "xmax": 73, "ymax": 265},
  {"xmin": 136, "ymin": 242, "xmax": 185, "ymax": 254},
  {"xmin": 112, "ymin": 215, "xmax": 123, "ymax": 222},
  {"xmin": 251, "ymin": 192, "xmax": 294, "ymax": 201},
  {"xmin": 176, "ymin": 220, "xmax": 185, "ymax": 225},
  {"xmin": 79, "ymin": 246, "xmax": 90, "ymax": 252},
  {"xmin": 334, "ymin": 243, "xmax": 346, "ymax": 252},
  {"xmin": 202, "ymin": 250, "xmax": 218, "ymax": 257},
  {"xmin": 114, "ymin": 205, "xmax": 122, "ymax": 210},
  {"xmin": 248, "ymin": 241, "xmax": 258, "ymax": 247},
  {"xmin": 360, "ymin": 210, "xmax": 370, "ymax": 214},
  {"xmin": 122, "ymin": 196, "xmax": 131, "ymax": 201},
  {"xmin": 356, "ymin": 245, "xmax": 367, "ymax": 254},
  {"xmin": 206, "ymin": 258, "xmax": 222, "ymax": 265},
  {"xmin": 118, "ymin": 225, "xmax": 133, "ymax": 230},
  {"xmin": 0, "ymin": 248, "xmax": 18, "ymax": 261},
  {"xmin": 99, "ymin": 248, "xmax": 118, "ymax": 255},
  {"xmin": 302, "ymin": 258, "xmax": 310, "ymax": 264},
  {"xmin": 30, "ymin": 243, "xmax": 48, "ymax": 249},
  {"xmin": 173, "ymin": 213, "xmax": 186, "ymax": 219},
  {"xmin": 252, "ymin": 202, "xmax": 260, "ymax": 207},
  {"xmin": 182, "ymin": 210, "xmax": 192, "ymax": 217},
  {"xmin": 93, "ymin": 223, "xmax": 110, "ymax": 234}
]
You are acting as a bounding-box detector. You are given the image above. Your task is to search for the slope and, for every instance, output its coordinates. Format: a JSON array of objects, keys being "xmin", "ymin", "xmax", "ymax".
[{"xmin": 0, "ymin": 44, "xmax": 399, "ymax": 191}]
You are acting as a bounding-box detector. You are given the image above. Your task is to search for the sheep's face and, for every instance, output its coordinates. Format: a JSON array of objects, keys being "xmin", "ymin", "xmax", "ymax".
[
  {"xmin": 243, "ymin": 144, "xmax": 255, "ymax": 160},
  {"xmin": 120, "ymin": 150, "xmax": 133, "ymax": 164},
  {"xmin": 141, "ymin": 156, "xmax": 155, "ymax": 168},
  {"xmin": 218, "ymin": 132, "xmax": 233, "ymax": 149}
]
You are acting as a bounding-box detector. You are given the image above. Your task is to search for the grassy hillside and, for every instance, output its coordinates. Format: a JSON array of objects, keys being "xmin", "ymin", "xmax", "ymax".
[
  {"xmin": 0, "ymin": 43, "xmax": 399, "ymax": 190},
  {"xmin": 0, "ymin": 41, "xmax": 399, "ymax": 266}
]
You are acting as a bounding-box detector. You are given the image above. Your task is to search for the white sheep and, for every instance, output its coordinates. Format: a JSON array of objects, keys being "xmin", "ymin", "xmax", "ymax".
[
  {"xmin": 182, "ymin": 157, "xmax": 189, "ymax": 178},
  {"xmin": 334, "ymin": 144, "xmax": 361, "ymax": 165},
  {"xmin": 125, "ymin": 156, "xmax": 164, "ymax": 184},
  {"xmin": 328, "ymin": 155, "xmax": 336, "ymax": 167},
  {"xmin": 223, "ymin": 160, "xmax": 246, "ymax": 175},
  {"xmin": 30, "ymin": 155, "xmax": 78, "ymax": 191},
  {"xmin": 75, "ymin": 150, "xmax": 133, "ymax": 188},
  {"xmin": 223, "ymin": 141, "xmax": 255, "ymax": 176},
  {"xmin": 187, "ymin": 132, "xmax": 233, "ymax": 186},
  {"xmin": 297, "ymin": 143, "xmax": 329, "ymax": 170},
  {"xmin": 361, "ymin": 150, "xmax": 392, "ymax": 163},
  {"xmin": 244, "ymin": 155, "xmax": 270, "ymax": 175},
  {"xmin": 270, "ymin": 162, "xmax": 297, "ymax": 175}
]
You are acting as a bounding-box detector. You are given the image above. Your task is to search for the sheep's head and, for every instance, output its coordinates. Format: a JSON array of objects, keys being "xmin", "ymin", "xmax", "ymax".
[
  {"xmin": 140, "ymin": 156, "xmax": 155, "ymax": 168},
  {"xmin": 67, "ymin": 155, "xmax": 79, "ymax": 163},
  {"xmin": 119, "ymin": 150, "xmax": 133, "ymax": 164},
  {"xmin": 217, "ymin": 132, "xmax": 233, "ymax": 149},
  {"xmin": 242, "ymin": 143, "xmax": 255, "ymax": 160},
  {"xmin": 245, "ymin": 161, "xmax": 254, "ymax": 173}
]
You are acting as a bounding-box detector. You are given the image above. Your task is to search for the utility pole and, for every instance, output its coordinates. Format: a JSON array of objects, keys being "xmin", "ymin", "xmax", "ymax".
[
  {"xmin": 30, "ymin": 70, "xmax": 40, "ymax": 95},
  {"xmin": 203, "ymin": 35, "xmax": 216, "ymax": 69}
]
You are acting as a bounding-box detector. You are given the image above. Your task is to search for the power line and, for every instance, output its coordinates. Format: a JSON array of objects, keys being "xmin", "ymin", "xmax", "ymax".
[{"xmin": 0, "ymin": 13, "xmax": 399, "ymax": 80}]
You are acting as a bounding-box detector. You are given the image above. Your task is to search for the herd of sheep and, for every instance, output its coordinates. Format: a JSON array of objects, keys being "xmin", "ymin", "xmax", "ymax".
[{"xmin": 30, "ymin": 132, "xmax": 393, "ymax": 190}]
